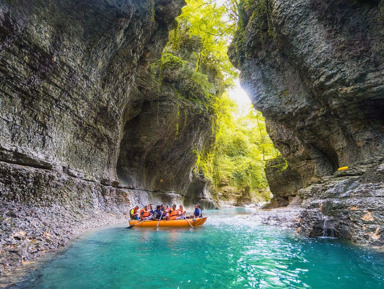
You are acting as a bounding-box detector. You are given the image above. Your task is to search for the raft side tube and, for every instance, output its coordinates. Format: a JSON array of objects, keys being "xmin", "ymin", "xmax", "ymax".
[{"xmin": 129, "ymin": 217, "xmax": 207, "ymax": 228}]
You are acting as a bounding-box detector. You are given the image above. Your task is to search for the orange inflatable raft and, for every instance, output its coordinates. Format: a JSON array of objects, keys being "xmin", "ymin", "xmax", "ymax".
[{"xmin": 129, "ymin": 217, "xmax": 207, "ymax": 228}]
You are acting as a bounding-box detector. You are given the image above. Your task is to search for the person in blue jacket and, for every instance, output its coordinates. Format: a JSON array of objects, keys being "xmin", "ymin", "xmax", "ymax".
[
  {"xmin": 153, "ymin": 205, "xmax": 163, "ymax": 220},
  {"xmin": 190, "ymin": 204, "xmax": 202, "ymax": 219}
]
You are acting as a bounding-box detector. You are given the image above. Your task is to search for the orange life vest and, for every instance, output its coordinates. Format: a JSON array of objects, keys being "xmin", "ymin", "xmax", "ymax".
[
  {"xmin": 141, "ymin": 209, "xmax": 151, "ymax": 218},
  {"xmin": 169, "ymin": 209, "xmax": 178, "ymax": 217},
  {"xmin": 168, "ymin": 209, "xmax": 178, "ymax": 220}
]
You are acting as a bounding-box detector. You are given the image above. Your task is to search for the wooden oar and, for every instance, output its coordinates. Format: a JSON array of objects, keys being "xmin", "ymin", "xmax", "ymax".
[
  {"xmin": 185, "ymin": 217, "xmax": 194, "ymax": 228},
  {"xmin": 126, "ymin": 219, "xmax": 145, "ymax": 229},
  {"xmin": 155, "ymin": 212, "xmax": 164, "ymax": 230}
]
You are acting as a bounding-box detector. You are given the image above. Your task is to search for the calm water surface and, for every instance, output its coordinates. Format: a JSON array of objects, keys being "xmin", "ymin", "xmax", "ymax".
[{"xmin": 15, "ymin": 208, "xmax": 384, "ymax": 289}]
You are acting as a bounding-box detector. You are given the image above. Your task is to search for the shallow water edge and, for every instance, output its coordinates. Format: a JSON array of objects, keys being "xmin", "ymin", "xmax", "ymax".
[
  {"xmin": 1, "ymin": 207, "xmax": 300, "ymax": 288},
  {"xmin": 0, "ymin": 215, "xmax": 129, "ymax": 289},
  {"xmin": 4, "ymin": 207, "xmax": 384, "ymax": 288},
  {"xmin": 10, "ymin": 208, "xmax": 384, "ymax": 289}
]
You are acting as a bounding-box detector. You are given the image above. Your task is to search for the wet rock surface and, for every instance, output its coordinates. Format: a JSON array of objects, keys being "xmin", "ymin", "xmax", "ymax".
[
  {"xmin": 0, "ymin": 0, "xmax": 204, "ymax": 281},
  {"xmin": 0, "ymin": 161, "xmax": 182, "ymax": 286},
  {"xmin": 214, "ymin": 185, "xmax": 268, "ymax": 208},
  {"xmin": 230, "ymin": 0, "xmax": 384, "ymax": 246},
  {"xmin": 264, "ymin": 157, "xmax": 301, "ymax": 208},
  {"xmin": 0, "ymin": 0, "xmax": 184, "ymax": 182},
  {"xmin": 247, "ymin": 207, "xmax": 304, "ymax": 230},
  {"xmin": 298, "ymin": 161, "xmax": 384, "ymax": 247},
  {"xmin": 117, "ymin": 73, "xmax": 214, "ymax": 196},
  {"xmin": 184, "ymin": 171, "xmax": 216, "ymax": 209}
]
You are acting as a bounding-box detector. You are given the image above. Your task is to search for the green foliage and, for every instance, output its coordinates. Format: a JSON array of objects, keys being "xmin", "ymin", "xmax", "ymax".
[
  {"xmin": 190, "ymin": 71, "xmax": 215, "ymax": 95},
  {"xmin": 196, "ymin": 94, "xmax": 280, "ymax": 198},
  {"xmin": 153, "ymin": 0, "xmax": 238, "ymax": 109},
  {"xmin": 231, "ymin": 0, "xmax": 277, "ymax": 67},
  {"xmin": 161, "ymin": 53, "xmax": 184, "ymax": 70},
  {"xmin": 168, "ymin": 0, "xmax": 238, "ymax": 86},
  {"xmin": 177, "ymin": 67, "xmax": 214, "ymax": 104},
  {"xmin": 147, "ymin": 0, "xmax": 235, "ymax": 131},
  {"xmin": 158, "ymin": 0, "xmax": 281, "ymax": 201}
]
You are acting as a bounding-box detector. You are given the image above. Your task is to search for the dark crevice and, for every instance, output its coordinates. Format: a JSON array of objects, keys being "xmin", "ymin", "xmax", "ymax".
[
  {"xmin": 309, "ymin": 144, "xmax": 339, "ymax": 175},
  {"xmin": 362, "ymin": 99, "xmax": 384, "ymax": 122}
]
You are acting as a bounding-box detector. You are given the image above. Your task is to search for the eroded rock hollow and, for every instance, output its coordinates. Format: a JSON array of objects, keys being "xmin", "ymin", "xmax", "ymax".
[
  {"xmin": 230, "ymin": 0, "xmax": 384, "ymax": 246},
  {"xmin": 0, "ymin": 0, "xmax": 224, "ymax": 275}
]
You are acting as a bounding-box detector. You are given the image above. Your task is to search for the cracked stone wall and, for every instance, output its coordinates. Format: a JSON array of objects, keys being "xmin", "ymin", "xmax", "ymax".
[{"xmin": 229, "ymin": 0, "xmax": 384, "ymax": 246}]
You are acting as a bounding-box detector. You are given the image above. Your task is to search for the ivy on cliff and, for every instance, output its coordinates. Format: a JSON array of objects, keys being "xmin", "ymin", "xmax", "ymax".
[
  {"xmin": 157, "ymin": 0, "xmax": 281, "ymax": 201},
  {"xmin": 229, "ymin": 0, "xmax": 277, "ymax": 67}
]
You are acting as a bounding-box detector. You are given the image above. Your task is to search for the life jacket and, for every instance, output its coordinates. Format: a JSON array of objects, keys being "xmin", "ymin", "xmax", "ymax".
[
  {"xmin": 167, "ymin": 209, "xmax": 178, "ymax": 220},
  {"xmin": 177, "ymin": 209, "xmax": 185, "ymax": 215},
  {"xmin": 130, "ymin": 208, "xmax": 137, "ymax": 218},
  {"xmin": 141, "ymin": 209, "xmax": 151, "ymax": 218},
  {"xmin": 169, "ymin": 209, "xmax": 178, "ymax": 218}
]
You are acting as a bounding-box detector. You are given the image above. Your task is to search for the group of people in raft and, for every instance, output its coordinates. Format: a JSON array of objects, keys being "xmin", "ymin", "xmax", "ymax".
[{"xmin": 130, "ymin": 204, "xmax": 203, "ymax": 221}]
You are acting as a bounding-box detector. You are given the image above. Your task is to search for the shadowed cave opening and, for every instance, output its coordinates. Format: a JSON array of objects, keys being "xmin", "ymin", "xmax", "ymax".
[
  {"xmin": 115, "ymin": 76, "xmax": 282, "ymax": 208},
  {"xmin": 117, "ymin": 100, "xmax": 180, "ymax": 191},
  {"xmin": 116, "ymin": 97, "xmax": 212, "ymax": 195}
]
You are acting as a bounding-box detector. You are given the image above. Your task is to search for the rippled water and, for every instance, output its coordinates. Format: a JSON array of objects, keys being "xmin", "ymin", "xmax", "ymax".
[{"xmin": 15, "ymin": 208, "xmax": 384, "ymax": 289}]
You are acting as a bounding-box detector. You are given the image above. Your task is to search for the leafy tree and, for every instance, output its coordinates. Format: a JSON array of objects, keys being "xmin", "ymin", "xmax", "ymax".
[
  {"xmin": 160, "ymin": 0, "xmax": 281, "ymax": 202},
  {"xmin": 202, "ymin": 94, "xmax": 280, "ymax": 200},
  {"xmin": 167, "ymin": 0, "xmax": 238, "ymax": 87}
]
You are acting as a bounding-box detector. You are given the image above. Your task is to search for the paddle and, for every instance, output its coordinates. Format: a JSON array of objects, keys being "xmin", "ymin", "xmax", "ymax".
[
  {"xmin": 126, "ymin": 219, "xmax": 145, "ymax": 229},
  {"xmin": 185, "ymin": 217, "xmax": 194, "ymax": 228},
  {"xmin": 155, "ymin": 212, "xmax": 164, "ymax": 230}
]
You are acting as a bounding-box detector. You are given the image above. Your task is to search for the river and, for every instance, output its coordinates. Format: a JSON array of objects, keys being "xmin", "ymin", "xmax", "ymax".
[{"xmin": 13, "ymin": 208, "xmax": 384, "ymax": 288}]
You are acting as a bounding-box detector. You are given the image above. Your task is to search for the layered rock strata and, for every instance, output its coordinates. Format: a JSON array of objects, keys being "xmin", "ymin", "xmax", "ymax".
[
  {"xmin": 0, "ymin": 0, "xmax": 224, "ymax": 279},
  {"xmin": 230, "ymin": 0, "xmax": 384, "ymax": 246}
]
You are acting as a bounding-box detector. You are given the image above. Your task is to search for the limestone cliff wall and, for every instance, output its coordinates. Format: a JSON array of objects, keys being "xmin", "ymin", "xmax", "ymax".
[
  {"xmin": 230, "ymin": 0, "xmax": 384, "ymax": 246},
  {"xmin": 0, "ymin": 0, "xmax": 219, "ymax": 277},
  {"xmin": 1, "ymin": 0, "xmax": 184, "ymax": 183}
]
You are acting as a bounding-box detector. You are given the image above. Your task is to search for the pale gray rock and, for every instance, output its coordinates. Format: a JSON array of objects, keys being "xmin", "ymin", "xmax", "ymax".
[{"xmin": 0, "ymin": 0, "xmax": 197, "ymax": 280}]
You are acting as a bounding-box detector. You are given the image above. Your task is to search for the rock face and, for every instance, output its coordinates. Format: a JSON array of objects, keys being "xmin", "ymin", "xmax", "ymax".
[
  {"xmin": 212, "ymin": 185, "xmax": 268, "ymax": 208},
  {"xmin": 264, "ymin": 156, "xmax": 301, "ymax": 208},
  {"xmin": 117, "ymin": 54, "xmax": 215, "ymax": 197},
  {"xmin": 230, "ymin": 0, "xmax": 384, "ymax": 246},
  {"xmin": 1, "ymin": 0, "xmax": 185, "ymax": 189},
  {"xmin": 184, "ymin": 171, "xmax": 216, "ymax": 209},
  {"xmin": 0, "ymin": 0, "xmax": 226, "ymax": 279}
]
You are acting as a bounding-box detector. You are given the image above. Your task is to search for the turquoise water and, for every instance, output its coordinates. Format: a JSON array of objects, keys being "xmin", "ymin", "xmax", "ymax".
[{"xmin": 15, "ymin": 208, "xmax": 384, "ymax": 289}]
